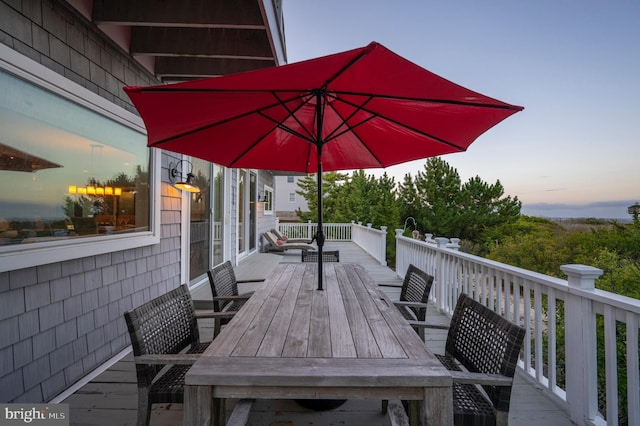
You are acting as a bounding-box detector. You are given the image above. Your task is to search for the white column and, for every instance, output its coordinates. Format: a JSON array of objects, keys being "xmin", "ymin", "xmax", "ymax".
[
  {"xmin": 561, "ymin": 264, "xmax": 603, "ymax": 425},
  {"xmin": 434, "ymin": 237, "xmax": 450, "ymax": 311},
  {"xmin": 379, "ymin": 226, "xmax": 388, "ymax": 266}
]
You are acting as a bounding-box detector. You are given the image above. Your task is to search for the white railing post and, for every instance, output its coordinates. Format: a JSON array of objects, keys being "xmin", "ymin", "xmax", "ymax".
[
  {"xmin": 395, "ymin": 229, "xmax": 405, "ymax": 278},
  {"xmin": 561, "ymin": 264, "xmax": 603, "ymax": 426},
  {"xmin": 275, "ymin": 217, "xmax": 280, "ymax": 231},
  {"xmin": 379, "ymin": 226, "xmax": 387, "ymax": 266},
  {"xmin": 434, "ymin": 237, "xmax": 450, "ymax": 311},
  {"xmin": 307, "ymin": 220, "xmax": 312, "ymax": 240}
]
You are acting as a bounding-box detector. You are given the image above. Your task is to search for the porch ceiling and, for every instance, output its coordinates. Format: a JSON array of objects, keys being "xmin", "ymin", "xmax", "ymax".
[{"xmin": 66, "ymin": 0, "xmax": 285, "ymax": 82}]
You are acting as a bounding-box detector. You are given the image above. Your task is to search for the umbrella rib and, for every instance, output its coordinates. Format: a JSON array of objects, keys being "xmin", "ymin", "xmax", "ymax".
[
  {"xmin": 320, "ymin": 44, "xmax": 375, "ymax": 89},
  {"xmin": 138, "ymin": 86, "xmax": 521, "ymax": 111},
  {"xmin": 327, "ymin": 94, "xmax": 468, "ymax": 152},
  {"xmin": 323, "ymin": 95, "xmax": 385, "ymax": 167},
  {"xmin": 227, "ymin": 93, "xmax": 317, "ymax": 169},
  {"xmin": 258, "ymin": 111, "xmax": 315, "ymax": 144},
  {"xmin": 271, "ymin": 91, "xmax": 317, "ymax": 142},
  {"xmin": 330, "ymin": 90, "xmax": 524, "ymax": 111},
  {"xmin": 149, "ymin": 92, "xmax": 310, "ymax": 147},
  {"xmin": 226, "ymin": 118, "xmax": 278, "ymax": 168}
]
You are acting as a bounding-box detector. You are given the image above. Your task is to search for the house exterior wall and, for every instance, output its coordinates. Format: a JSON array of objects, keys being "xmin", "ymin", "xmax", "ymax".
[
  {"xmin": 274, "ymin": 175, "xmax": 310, "ymax": 222},
  {"xmin": 257, "ymin": 173, "xmax": 276, "ymax": 252},
  {"xmin": 0, "ymin": 0, "xmax": 176, "ymax": 403},
  {"xmin": 0, "ymin": 0, "xmax": 280, "ymax": 404}
]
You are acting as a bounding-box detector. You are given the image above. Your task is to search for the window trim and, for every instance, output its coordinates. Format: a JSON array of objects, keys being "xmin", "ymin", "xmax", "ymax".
[
  {"xmin": 263, "ymin": 185, "xmax": 274, "ymax": 215},
  {"xmin": 0, "ymin": 43, "xmax": 160, "ymax": 273}
]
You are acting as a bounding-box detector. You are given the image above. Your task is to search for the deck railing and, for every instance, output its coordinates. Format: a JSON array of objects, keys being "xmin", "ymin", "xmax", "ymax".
[
  {"xmin": 276, "ymin": 220, "xmax": 352, "ymax": 241},
  {"xmin": 351, "ymin": 222, "xmax": 387, "ymax": 266},
  {"xmin": 275, "ymin": 220, "xmax": 387, "ymax": 265},
  {"xmin": 395, "ymin": 231, "xmax": 640, "ymax": 426}
]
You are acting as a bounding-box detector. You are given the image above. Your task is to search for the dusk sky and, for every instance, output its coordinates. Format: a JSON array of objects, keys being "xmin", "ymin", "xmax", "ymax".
[{"xmin": 283, "ymin": 1, "xmax": 640, "ymax": 219}]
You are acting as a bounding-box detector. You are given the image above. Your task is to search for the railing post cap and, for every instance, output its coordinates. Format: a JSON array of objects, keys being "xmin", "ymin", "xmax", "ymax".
[
  {"xmin": 434, "ymin": 237, "xmax": 449, "ymax": 247},
  {"xmin": 395, "ymin": 229, "xmax": 403, "ymax": 236},
  {"xmin": 561, "ymin": 264, "xmax": 603, "ymax": 289}
]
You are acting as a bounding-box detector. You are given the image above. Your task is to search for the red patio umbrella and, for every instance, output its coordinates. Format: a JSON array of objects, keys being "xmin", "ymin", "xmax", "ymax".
[{"xmin": 124, "ymin": 41, "xmax": 523, "ymax": 290}]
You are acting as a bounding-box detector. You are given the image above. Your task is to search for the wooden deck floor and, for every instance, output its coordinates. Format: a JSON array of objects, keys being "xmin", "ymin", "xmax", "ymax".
[{"xmin": 62, "ymin": 242, "xmax": 574, "ymax": 425}]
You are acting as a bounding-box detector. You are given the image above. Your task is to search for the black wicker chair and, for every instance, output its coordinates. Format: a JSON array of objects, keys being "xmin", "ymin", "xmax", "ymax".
[
  {"xmin": 300, "ymin": 249, "xmax": 340, "ymax": 263},
  {"xmin": 207, "ymin": 261, "xmax": 255, "ymax": 336},
  {"xmin": 391, "ymin": 293, "xmax": 526, "ymax": 426},
  {"xmin": 124, "ymin": 285, "xmax": 248, "ymax": 426},
  {"xmin": 392, "ymin": 264, "xmax": 434, "ymax": 340}
]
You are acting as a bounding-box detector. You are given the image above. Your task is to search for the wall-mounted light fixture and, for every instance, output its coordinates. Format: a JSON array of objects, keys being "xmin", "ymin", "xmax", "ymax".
[
  {"xmin": 170, "ymin": 160, "xmax": 200, "ymax": 193},
  {"xmin": 258, "ymin": 191, "xmax": 268, "ymax": 203}
]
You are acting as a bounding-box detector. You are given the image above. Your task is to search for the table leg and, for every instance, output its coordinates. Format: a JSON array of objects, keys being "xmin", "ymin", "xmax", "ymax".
[
  {"xmin": 420, "ymin": 386, "xmax": 453, "ymax": 426},
  {"xmin": 184, "ymin": 385, "xmax": 215, "ymax": 426}
]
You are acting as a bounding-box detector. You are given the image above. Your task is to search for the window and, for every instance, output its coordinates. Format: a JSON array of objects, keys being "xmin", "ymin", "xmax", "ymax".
[
  {"xmin": 289, "ymin": 192, "xmax": 296, "ymax": 202},
  {"xmin": 189, "ymin": 158, "xmax": 211, "ymax": 281},
  {"xmin": 0, "ymin": 45, "xmax": 156, "ymax": 272},
  {"xmin": 263, "ymin": 185, "xmax": 274, "ymax": 215},
  {"xmin": 287, "ymin": 176, "xmax": 294, "ymax": 183},
  {"xmin": 0, "ymin": 70, "xmax": 149, "ymax": 248},
  {"xmin": 237, "ymin": 169, "xmax": 257, "ymax": 257}
]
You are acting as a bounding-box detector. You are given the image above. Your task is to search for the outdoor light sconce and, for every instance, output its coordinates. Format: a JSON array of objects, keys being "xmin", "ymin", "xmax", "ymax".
[
  {"xmin": 170, "ymin": 160, "xmax": 200, "ymax": 193},
  {"xmin": 257, "ymin": 192, "xmax": 268, "ymax": 204}
]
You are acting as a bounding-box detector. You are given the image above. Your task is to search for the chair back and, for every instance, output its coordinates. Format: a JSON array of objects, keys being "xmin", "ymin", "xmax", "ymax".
[
  {"xmin": 398, "ymin": 264, "xmax": 434, "ymax": 321},
  {"xmin": 124, "ymin": 285, "xmax": 200, "ymax": 387},
  {"xmin": 301, "ymin": 249, "xmax": 340, "ymax": 263},
  {"xmin": 207, "ymin": 261, "xmax": 240, "ymax": 312},
  {"xmin": 264, "ymin": 231, "xmax": 280, "ymax": 246},
  {"xmin": 272, "ymin": 228, "xmax": 287, "ymax": 240},
  {"xmin": 446, "ymin": 293, "xmax": 526, "ymax": 412}
]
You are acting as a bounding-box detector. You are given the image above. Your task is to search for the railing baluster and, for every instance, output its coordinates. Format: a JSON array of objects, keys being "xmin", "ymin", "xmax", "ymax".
[
  {"xmin": 534, "ymin": 285, "xmax": 543, "ymax": 382},
  {"xmin": 523, "ymin": 279, "xmax": 532, "ymax": 376},
  {"xmin": 604, "ymin": 305, "xmax": 619, "ymax": 426},
  {"xmin": 548, "ymin": 288, "xmax": 557, "ymax": 393},
  {"xmin": 627, "ymin": 311, "xmax": 640, "ymax": 426}
]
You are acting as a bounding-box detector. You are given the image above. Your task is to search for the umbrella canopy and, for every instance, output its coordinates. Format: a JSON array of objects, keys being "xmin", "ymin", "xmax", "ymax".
[{"xmin": 124, "ymin": 41, "xmax": 523, "ymax": 289}]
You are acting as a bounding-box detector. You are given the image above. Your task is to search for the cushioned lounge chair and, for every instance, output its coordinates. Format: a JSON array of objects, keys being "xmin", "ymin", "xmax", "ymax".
[
  {"xmin": 272, "ymin": 228, "xmax": 312, "ymax": 243},
  {"xmin": 264, "ymin": 231, "xmax": 315, "ymax": 252}
]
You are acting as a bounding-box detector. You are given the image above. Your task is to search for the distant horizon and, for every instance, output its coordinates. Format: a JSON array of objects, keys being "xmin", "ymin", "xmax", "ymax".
[
  {"xmin": 521, "ymin": 199, "xmax": 637, "ymax": 221},
  {"xmin": 3, "ymin": 197, "xmax": 637, "ymax": 223}
]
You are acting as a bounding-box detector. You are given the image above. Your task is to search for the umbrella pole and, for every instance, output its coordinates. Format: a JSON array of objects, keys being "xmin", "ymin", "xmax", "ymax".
[
  {"xmin": 316, "ymin": 146, "xmax": 325, "ymax": 291},
  {"xmin": 313, "ymin": 89, "xmax": 326, "ymax": 291}
]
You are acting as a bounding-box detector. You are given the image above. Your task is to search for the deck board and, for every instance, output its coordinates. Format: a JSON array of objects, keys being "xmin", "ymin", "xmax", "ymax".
[{"xmin": 62, "ymin": 242, "xmax": 574, "ymax": 426}]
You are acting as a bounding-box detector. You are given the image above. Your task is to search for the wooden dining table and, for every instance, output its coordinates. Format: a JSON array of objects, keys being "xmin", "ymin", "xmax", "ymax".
[{"xmin": 184, "ymin": 262, "xmax": 453, "ymax": 425}]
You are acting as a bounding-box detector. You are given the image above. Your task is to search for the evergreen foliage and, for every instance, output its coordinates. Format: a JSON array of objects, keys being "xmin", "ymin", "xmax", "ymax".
[{"xmin": 397, "ymin": 158, "xmax": 521, "ymax": 241}]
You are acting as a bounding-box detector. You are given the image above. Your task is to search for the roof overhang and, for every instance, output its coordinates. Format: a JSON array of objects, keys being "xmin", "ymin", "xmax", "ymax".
[{"xmin": 65, "ymin": 0, "xmax": 287, "ymax": 82}]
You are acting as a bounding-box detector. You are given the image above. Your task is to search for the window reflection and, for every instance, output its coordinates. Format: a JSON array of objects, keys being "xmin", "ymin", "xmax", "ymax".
[
  {"xmin": 189, "ymin": 158, "xmax": 210, "ymax": 280},
  {"xmin": 0, "ymin": 71, "xmax": 149, "ymax": 247}
]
